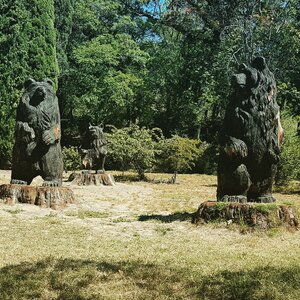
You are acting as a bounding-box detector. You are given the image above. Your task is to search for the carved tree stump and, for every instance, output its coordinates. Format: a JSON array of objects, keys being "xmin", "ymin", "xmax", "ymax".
[
  {"xmin": 0, "ymin": 184, "xmax": 76, "ymax": 210},
  {"xmin": 192, "ymin": 201, "xmax": 299, "ymax": 229},
  {"xmin": 68, "ymin": 172, "xmax": 115, "ymax": 186}
]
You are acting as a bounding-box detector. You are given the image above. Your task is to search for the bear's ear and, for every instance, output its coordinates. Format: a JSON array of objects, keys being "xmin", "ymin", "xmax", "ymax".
[
  {"xmin": 251, "ymin": 57, "xmax": 266, "ymax": 71},
  {"xmin": 45, "ymin": 78, "xmax": 54, "ymax": 86},
  {"xmin": 24, "ymin": 78, "xmax": 35, "ymax": 89}
]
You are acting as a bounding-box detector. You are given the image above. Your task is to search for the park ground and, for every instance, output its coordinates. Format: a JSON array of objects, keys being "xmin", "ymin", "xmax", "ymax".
[{"xmin": 0, "ymin": 170, "xmax": 300, "ymax": 300}]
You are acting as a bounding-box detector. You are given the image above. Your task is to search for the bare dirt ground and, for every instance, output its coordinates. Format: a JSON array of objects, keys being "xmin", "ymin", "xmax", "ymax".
[
  {"xmin": 0, "ymin": 170, "xmax": 248, "ymax": 252},
  {"xmin": 0, "ymin": 170, "xmax": 202, "ymax": 238},
  {"xmin": 1, "ymin": 168, "xmax": 299, "ymax": 249},
  {"xmin": 0, "ymin": 171, "xmax": 146, "ymax": 223}
]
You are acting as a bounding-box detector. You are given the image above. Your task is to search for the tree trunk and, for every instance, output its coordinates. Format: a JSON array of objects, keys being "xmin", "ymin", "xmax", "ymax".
[
  {"xmin": 0, "ymin": 184, "xmax": 75, "ymax": 210},
  {"xmin": 68, "ymin": 172, "xmax": 115, "ymax": 186},
  {"xmin": 192, "ymin": 201, "xmax": 299, "ymax": 229}
]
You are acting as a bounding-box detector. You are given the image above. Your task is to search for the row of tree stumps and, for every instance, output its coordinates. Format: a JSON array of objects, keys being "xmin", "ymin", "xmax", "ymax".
[
  {"xmin": 194, "ymin": 57, "xmax": 298, "ymax": 229},
  {"xmin": 0, "ymin": 78, "xmax": 114, "ymax": 209}
]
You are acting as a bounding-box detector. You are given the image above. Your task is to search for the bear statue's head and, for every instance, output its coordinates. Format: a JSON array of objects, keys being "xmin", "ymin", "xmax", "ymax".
[
  {"xmin": 231, "ymin": 56, "xmax": 276, "ymax": 106},
  {"xmin": 88, "ymin": 123, "xmax": 104, "ymax": 140},
  {"xmin": 23, "ymin": 78, "xmax": 55, "ymax": 107},
  {"xmin": 230, "ymin": 57, "xmax": 270, "ymax": 98}
]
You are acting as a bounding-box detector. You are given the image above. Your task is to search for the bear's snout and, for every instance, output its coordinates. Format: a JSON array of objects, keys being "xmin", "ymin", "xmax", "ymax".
[
  {"xmin": 30, "ymin": 86, "xmax": 46, "ymax": 106},
  {"xmin": 232, "ymin": 73, "xmax": 247, "ymax": 89},
  {"xmin": 34, "ymin": 86, "xmax": 46, "ymax": 98}
]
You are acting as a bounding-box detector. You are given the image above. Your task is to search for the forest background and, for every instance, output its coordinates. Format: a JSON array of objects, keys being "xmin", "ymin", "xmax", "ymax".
[{"xmin": 0, "ymin": 0, "xmax": 299, "ymax": 182}]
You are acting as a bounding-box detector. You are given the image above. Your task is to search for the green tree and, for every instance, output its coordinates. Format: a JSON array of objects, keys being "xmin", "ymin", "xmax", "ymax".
[
  {"xmin": 57, "ymin": 0, "xmax": 150, "ymax": 144},
  {"xmin": 0, "ymin": 0, "xmax": 58, "ymax": 167},
  {"xmin": 144, "ymin": 0, "xmax": 300, "ymax": 135},
  {"xmin": 62, "ymin": 146, "xmax": 81, "ymax": 172},
  {"xmin": 54, "ymin": 0, "xmax": 75, "ymax": 73},
  {"xmin": 276, "ymin": 114, "xmax": 300, "ymax": 185},
  {"xmin": 106, "ymin": 124, "xmax": 162, "ymax": 179},
  {"xmin": 71, "ymin": 33, "xmax": 149, "ymax": 124},
  {"xmin": 157, "ymin": 136, "xmax": 204, "ymax": 173}
]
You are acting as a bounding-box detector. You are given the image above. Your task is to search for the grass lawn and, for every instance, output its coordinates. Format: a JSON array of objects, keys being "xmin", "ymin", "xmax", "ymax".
[{"xmin": 0, "ymin": 170, "xmax": 300, "ymax": 300}]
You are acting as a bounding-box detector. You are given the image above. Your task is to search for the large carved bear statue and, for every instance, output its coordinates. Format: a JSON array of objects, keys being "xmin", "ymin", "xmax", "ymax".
[
  {"xmin": 217, "ymin": 57, "xmax": 283, "ymax": 203},
  {"xmin": 11, "ymin": 78, "xmax": 63, "ymax": 186}
]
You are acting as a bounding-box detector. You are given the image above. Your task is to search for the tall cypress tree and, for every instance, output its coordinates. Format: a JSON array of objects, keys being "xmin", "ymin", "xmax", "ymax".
[
  {"xmin": 54, "ymin": 0, "xmax": 75, "ymax": 73},
  {"xmin": 0, "ymin": 0, "xmax": 59, "ymax": 167}
]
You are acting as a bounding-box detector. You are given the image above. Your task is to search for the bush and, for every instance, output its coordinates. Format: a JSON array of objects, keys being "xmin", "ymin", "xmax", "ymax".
[
  {"xmin": 106, "ymin": 124, "xmax": 162, "ymax": 180},
  {"xmin": 62, "ymin": 146, "xmax": 81, "ymax": 172},
  {"xmin": 275, "ymin": 114, "xmax": 300, "ymax": 185},
  {"xmin": 156, "ymin": 136, "xmax": 204, "ymax": 173},
  {"xmin": 196, "ymin": 143, "xmax": 218, "ymax": 175}
]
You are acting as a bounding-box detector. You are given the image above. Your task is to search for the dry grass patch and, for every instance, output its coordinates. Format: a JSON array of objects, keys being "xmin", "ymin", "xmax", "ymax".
[{"xmin": 65, "ymin": 210, "xmax": 111, "ymax": 219}]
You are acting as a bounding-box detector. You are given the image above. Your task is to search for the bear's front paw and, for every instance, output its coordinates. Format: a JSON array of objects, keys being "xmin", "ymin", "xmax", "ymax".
[
  {"xmin": 42, "ymin": 130, "xmax": 55, "ymax": 145},
  {"xmin": 221, "ymin": 195, "xmax": 247, "ymax": 203},
  {"xmin": 267, "ymin": 149, "xmax": 280, "ymax": 163},
  {"xmin": 224, "ymin": 137, "xmax": 248, "ymax": 159},
  {"xmin": 11, "ymin": 179, "xmax": 27, "ymax": 185},
  {"xmin": 43, "ymin": 180, "xmax": 59, "ymax": 187}
]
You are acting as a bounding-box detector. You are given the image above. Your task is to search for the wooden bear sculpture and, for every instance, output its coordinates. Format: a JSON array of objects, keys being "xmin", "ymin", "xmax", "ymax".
[
  {"xmin": 10, "ymin": 78, "xmax": 63, "ymax": 186},
  {"xmin": 81, "ymin": 124, "xmax": 108, "ymax": 174},
  {"xmin": 217, "ymin": 57, "xmax": 283, "ymax": 203}
]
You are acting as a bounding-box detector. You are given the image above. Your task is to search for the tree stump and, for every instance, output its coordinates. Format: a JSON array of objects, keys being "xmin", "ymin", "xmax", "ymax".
[
  {"xmin": 0, "ymin": 184, "xmax": 76, "ymax": 210},
  {"xmin": 68, "ymin": 172, "xmax": 115, "ymax": 186},
  {"xmin": 192, "ymin": 201, "xmax": 299, "ymax": 229}
]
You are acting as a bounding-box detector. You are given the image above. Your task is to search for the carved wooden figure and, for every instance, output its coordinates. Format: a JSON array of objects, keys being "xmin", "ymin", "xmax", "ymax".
[
  {"xmin": 81, "ymin": 123, "xmax": 108, "ymax": 174},
  {"xmin": 217, "ymin": 57, "xmax": 283, "ymax": 203},
  {"xmin": 10, "ymin": 78, "xmax": 63, "ymax": 186}
]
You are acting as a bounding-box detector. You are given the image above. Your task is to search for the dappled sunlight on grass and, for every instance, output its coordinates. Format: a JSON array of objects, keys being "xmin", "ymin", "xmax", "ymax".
[{"xmin": 1, "ymin": 257, "xmax": 300, "ymax": 300}]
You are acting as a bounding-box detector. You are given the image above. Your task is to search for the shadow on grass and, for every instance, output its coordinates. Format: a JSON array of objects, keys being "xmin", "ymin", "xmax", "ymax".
[
  {"xmin": 0, "ymin": 257, "xmax": 189, "ymax": 300},
  {"xmin": 1, "ymin": 258, "xmax": 300, "ymax": 299},
  {"xmin": 138, "ymin": 212, "xmax": 195, "ymax": 223},
  {"xmin": 114, "ymin": 174, "xmax": 141, "ymax": 182},
  {"xmin": 198, "ymin": 265, "xmax": 300, "ymax": 300},
  {"xmin": 113, "ymin": 174, "xmax": 177, "ymax": 184},
  {"xmin": 279, "ymin": 190, "xmax": 300, "ymax": 195}
]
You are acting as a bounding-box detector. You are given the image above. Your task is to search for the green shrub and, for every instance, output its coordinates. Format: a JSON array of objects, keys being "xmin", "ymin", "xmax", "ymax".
[
  {"xmin": 62, "ymin": 146, "xmax": 81, "ymax": 172},
  {"xmin": 196, "ymin": 143, "xmax": 218, "ymax": 175},
  {"xmin": 156, "ymin": 136, "xmax": 204, "ymax": 173},
  {"xmin": 275, "ymin": 114, "xmax": 300, "ymax": 185},
  {"xmin": 106, "ymin": 124, "xmax": 162, "ymax": 180}
]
